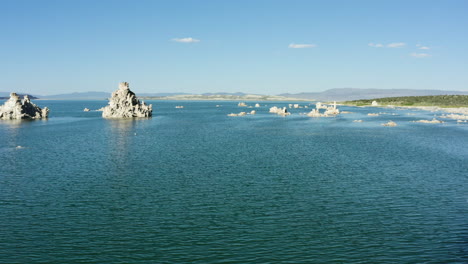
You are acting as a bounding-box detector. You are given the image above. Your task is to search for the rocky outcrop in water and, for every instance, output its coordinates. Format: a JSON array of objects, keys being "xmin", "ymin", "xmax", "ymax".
[
  {"xmin": 0, "ymin": 93, "xmax": 49, "ymax": 120},
  {"xmin": 269, "ymin": 106, "xmax": 290, "ymax": 116},
  {"xmin": 382, "ymin": 121, "xmax": 397, "ymax": 127},
  {"xmin": 307, "ymin": 101, "xmax": 339, "ymax": 117},
  {"xmin": 413, "ymin": 118, "xmax": 444, "ymax": 124},
  {"xmin": 102, "ymin": 82, "xmax": 152, "ymax": 118}
]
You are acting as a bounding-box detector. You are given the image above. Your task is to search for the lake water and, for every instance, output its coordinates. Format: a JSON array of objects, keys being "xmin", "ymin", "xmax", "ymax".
[{"xmin": 1, "ymin": 100, "xmax": 467, "ymax": 263}]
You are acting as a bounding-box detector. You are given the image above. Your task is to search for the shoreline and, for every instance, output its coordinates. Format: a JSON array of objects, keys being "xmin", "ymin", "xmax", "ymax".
[{"xmin": 344, "ymin": 104, "xmax": 468, "ymax": 120}]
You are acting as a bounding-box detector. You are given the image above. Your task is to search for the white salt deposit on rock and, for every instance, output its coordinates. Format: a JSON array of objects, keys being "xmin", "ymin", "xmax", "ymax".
[
  {"xmin": 102, "ymin": 82, "xmax": 152, "ymax": 118},
  {"xmin": 413, "ymin": 118, "xmax": 444, "ymax": 124},
  {"xmin": 0, "ymin": 93, "xmax": 49, "ymax": 120},
  {"xmin": 307, "ymin": 101, "xmax": 339, "ymax": 117},
  {"xmin": 269, "ymin": 106, "xmax": 290, "ymax": 116},
  {"xmin": 227, "ymin": 112, "xmax": 247, "ymax": 117},
  {"xmin": 382, "ymin": 121, "xmax": 397, "ymax": 127}
]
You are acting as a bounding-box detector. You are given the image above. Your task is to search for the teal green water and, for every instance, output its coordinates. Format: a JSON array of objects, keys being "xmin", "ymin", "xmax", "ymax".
[{"xmin": 1, "ymin": 100, "xmax": 467, "ymax": 263}]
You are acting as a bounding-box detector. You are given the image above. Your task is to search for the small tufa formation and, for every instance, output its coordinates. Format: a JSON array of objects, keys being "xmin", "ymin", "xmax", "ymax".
[
  {"xmin": 0, "ymin": 93, "xmax": 49, "ymax": 120},
  {"xmin": 269, "ymin": 106, "xmax": 290, "ymax": 116},
  {"xmin": 413, "ymin": 118, "xmax": 444, "ymax": 124},
  {"xmin": 102, "ymin": 82, "xmax": 152, "ymax": 118},
  {"xmin": 382, "ymin": 121, "xmax": 397, "ymax": 127}
]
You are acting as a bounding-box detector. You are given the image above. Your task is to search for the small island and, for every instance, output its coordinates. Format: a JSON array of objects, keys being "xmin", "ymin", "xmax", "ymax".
[
  {"xmin": 102, "ymin": 82, "xmax": 152, "ymax": 118},
  {"xmin": 0, "ymin": 93, "xmax": 49, "ymax": 120}
]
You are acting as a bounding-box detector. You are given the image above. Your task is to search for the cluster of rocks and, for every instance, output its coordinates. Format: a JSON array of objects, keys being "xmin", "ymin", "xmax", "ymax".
[
  {"xmin": 0, "ymin": 93, "xmax": 49, "ymax": 120},
  {"xmin": 307, "ymin": 102, "xmax": 340, "ymax": 117},
  {"xmin": 227, "ymin": 110, "xmax": 256, "ymax": 117},
  {"xmin": 102, "ymin": 82, "xmax": 152, "ymax": 118},
  {"xmin": 413, "ymin": 118, "xmax": 444, "ymax": 124},
  {"xmin": 0, "ymin": 82, "xmax": 153, "ymax": 121},
  {"xmin": 440, "ymin": 113, "xmax": 468, "ymax": 121},
  {"xmin": 269, "ymin": 106, "xmax": 290, "ymax": 116},
  {"xmin": 288, "ymin": 103, "xmax": 308, "ymax": 109},
  {"xmin": 382, "ymin": 121, "xmax": 397, "ymax": 127},
  {"xmin": 238, "ymin": 102, "xmax": 263, "ymax": 108}
]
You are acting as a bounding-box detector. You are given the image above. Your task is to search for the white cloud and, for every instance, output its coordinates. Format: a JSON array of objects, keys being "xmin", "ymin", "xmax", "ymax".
[
  {"xmin": 419, "ymin": 46, "xmax": 430, "ymax": 50},
  {"xmin": 172, "ymin": 37, "xmax": 200, "ymax": 43},
  {"xmin": 410, "ymin": 53, "xmax": 431, "ymax": 58},
  {"xmin": 288, "ymin": 43, "xmax": 317, "ymax": 49},
  {"xmin": 369, "ymin": 43, "xmax": 384, "ymax": 48},
  {"xmin": 387, "ymin": 42, "xmax": 406, "ymax": 48}
]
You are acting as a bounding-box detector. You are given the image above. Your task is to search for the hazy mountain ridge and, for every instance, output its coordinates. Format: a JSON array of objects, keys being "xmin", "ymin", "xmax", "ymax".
[
  {"xmin": 39, "ymin": 92, "xmax": 111, "ymax": 100},
  {"xmin": 3, "ymin": 88, "xmax": 468, "ymax": 101},
  {"xmin": 280, "ymin": 88, "xmax": 468, "ymax": 101},
  {"xmin": 0, "ymin": 92, "xmax": 39, "ymax": 100}
]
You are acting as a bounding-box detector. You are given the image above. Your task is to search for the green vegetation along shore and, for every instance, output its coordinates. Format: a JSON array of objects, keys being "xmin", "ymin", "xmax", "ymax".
[{"xmin": 343, "ymin": 95, "xmax": 468, "ymax": 108}]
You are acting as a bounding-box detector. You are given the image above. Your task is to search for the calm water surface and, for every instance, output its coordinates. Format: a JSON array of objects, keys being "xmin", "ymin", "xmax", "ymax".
[{"xmin": 1, "ymin": 100, "xmax": 467, "ymax": 263}]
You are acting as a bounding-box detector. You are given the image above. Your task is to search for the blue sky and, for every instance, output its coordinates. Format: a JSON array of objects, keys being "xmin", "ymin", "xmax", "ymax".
[{"xmin": 1, "ymin": 0, "xmax": 467, "ymax": 95}]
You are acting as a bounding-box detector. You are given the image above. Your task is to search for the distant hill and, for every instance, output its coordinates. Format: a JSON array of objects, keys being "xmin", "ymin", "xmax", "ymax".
[
  {"xmin": 141, "ymin": 93, "xmax": 305, "ymax": 101},
  {"xmin": 38, "ymin": 92, "xmax": 189, "ymax": 99},
  {"xmin": 0, "ymin": 92, "xmax": 39, "ymax": 100},
  {"xmin": 5, "ymin": 88, "xmax": 468, "ymax": 101},
  {"xmin": 40, "ymin": 92, "xmax": 110, "ymax": 100},
  {"xmin": 201, "ymin": 92, "xmax": 248, "ymax": 96},
  {"xmin": 279, "ymin": 88, "xmax": 468, "ymax": 101},
  {"xmin": 344, "ymin": 95, "xmax": 468, "ymax": 108},
  {"xmin": 138, "ymin": 92, "xmax": 189, "ymax": 97}
]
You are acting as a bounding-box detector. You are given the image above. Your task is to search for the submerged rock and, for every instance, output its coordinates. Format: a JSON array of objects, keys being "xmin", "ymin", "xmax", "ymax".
[
  {"xmin": 413, "ymin": 118, "xmax": 444, "ymax": 124},
  {"xmin": 102, "ymin": 82, "xmax": 152, "ymax": 118},
  {"xmin": 382, "ymin": 121, "xmax": 397, "ymax": 127},
  {"xmin": 0, "ymin": 93, "xmax": 49, "ymax": 120},
  {"xmin": 227, "ymin": 111, "xmax": 247, "ymax": 117}
]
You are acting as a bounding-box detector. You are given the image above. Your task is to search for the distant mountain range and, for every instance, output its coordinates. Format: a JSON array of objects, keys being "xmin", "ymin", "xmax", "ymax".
[
  {"xmin": 2, "ymin": 88, "xmax": 468, "ymax": 101},
  {"xmin": 279, "ymin": 88, "xmax": 468, "ymax": 101},
  {"xmin": 38, "ymin": 92, "xmax": 189, "ymax": 100},
  {"xmin": 0, "ymin": 92, "xmax": 38, "ymax": 100}
]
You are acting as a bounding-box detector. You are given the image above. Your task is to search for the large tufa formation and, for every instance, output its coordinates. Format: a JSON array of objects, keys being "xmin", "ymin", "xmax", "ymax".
[
  {"xmin": 0, "ymin": 93, "xmax": 49, "ymax": 120},
  {"xmin": 102, "ymin": 82, "xmax": 152, "ymax": 118}
]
